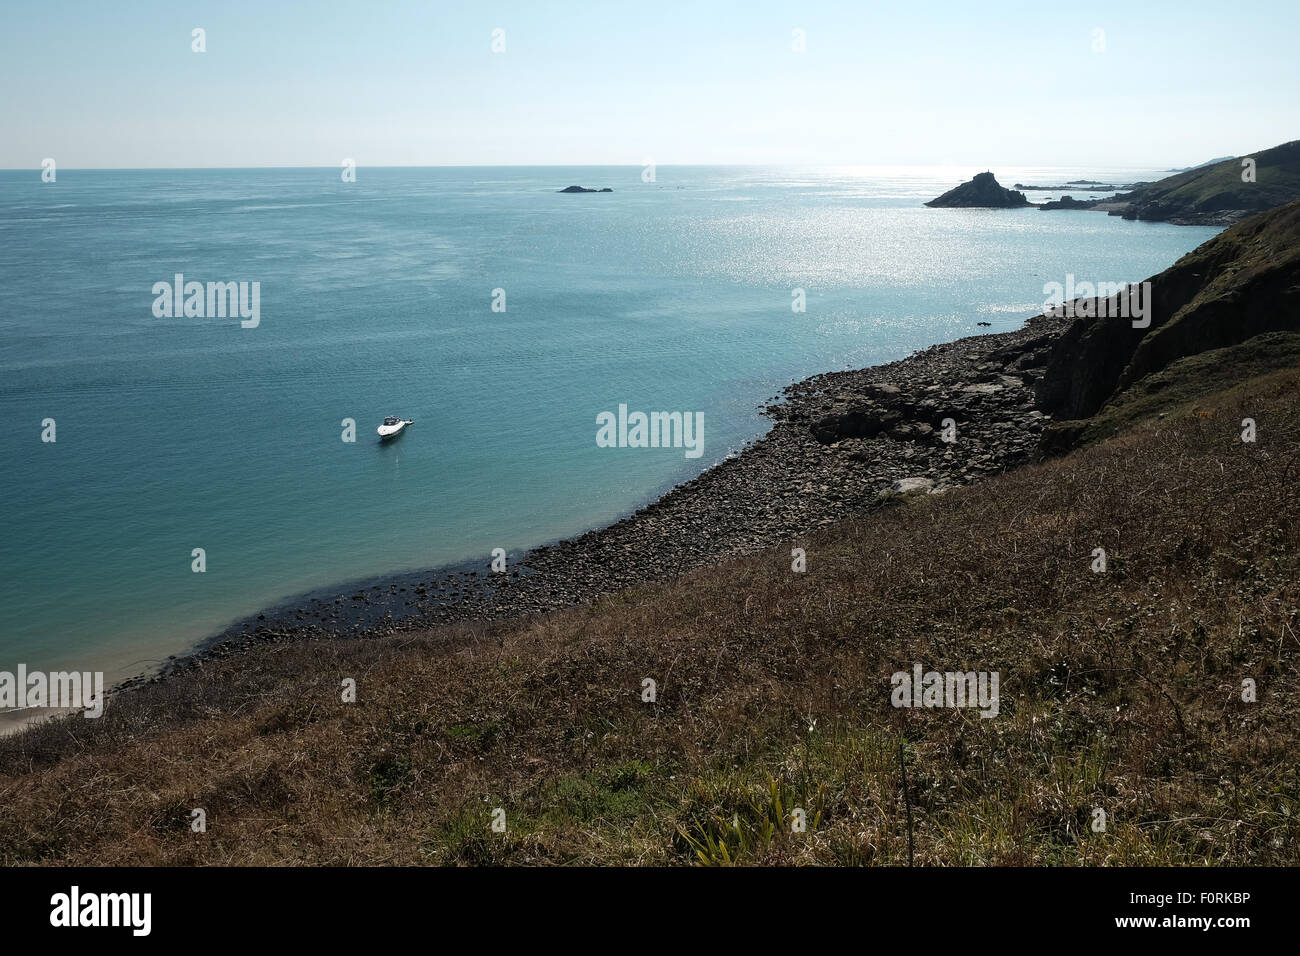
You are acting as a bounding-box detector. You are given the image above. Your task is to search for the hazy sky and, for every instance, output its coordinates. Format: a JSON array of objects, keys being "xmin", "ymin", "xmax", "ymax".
[{"xmin": 3, "ymin": 0, "xmax": 1297, "ymax": 169}]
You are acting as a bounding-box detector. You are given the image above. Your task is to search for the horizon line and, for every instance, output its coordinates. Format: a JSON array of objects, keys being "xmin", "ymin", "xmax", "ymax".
[{"xmin": 0, "ymin": 160, "xmax": 1191, "ymax": 173}]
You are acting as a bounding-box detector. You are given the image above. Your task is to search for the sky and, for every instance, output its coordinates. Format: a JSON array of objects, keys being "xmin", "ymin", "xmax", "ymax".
[{"xmin": 2, "ymin": 0, "xmax": 1297, "ymax": 169}]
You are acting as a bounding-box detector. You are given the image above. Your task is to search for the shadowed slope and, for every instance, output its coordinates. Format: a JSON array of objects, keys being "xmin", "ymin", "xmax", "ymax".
[{"xmin": 1036, "ymin": 199, "xmax": 1300, "ymax": 426}]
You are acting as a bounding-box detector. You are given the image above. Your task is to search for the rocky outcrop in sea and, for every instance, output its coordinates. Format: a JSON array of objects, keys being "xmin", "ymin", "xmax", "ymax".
[{"xmin": 925, "ymin": 172, "xmax": 1035, "ymax": 208}]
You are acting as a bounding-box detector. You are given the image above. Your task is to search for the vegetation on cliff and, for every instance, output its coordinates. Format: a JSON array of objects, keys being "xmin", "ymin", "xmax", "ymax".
[{"xmin": 1103, "ymin": 140, "xmax": 1299, "ymax": 226}]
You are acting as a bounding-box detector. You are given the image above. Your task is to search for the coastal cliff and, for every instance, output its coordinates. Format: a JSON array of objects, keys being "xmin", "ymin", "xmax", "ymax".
[
  {"xmin": 1112, "ymin": 140, "xmax": 1300, "ymax": 225},
  {"xmin": 1037, "ymin": 139, "xmax": 1300, "ymax": 225},
  {"xmin": 1035, "ymin": 198, "xmax": 1300, "ymax": 438}
]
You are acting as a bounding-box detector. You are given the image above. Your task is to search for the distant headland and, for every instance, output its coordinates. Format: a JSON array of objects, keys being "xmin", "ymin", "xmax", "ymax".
[{"xmin": 925, "ymin": 139, "xmax": 1300, "ymax": 225}]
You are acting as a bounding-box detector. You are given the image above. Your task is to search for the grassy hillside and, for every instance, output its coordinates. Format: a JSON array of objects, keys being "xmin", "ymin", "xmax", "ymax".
[
  {"xmin": 2, "ymin": 366, "xmax": 1298, "ymax": 865},
  {"xmin": 1118, "ymin": 139, "xmax": 1300, "ymax": 224}
]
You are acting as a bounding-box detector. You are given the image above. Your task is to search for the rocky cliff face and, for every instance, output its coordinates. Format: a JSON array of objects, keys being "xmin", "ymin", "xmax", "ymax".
[
  {"xmin": 1035, "ymin": 199, "xmax": 1300, "ymax": 423},
  {"xmin": 924, "ymin": 172, "xmax": 1035, "ymax": 208}
]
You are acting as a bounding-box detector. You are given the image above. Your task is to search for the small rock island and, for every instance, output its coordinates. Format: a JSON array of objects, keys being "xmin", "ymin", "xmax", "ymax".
[
  {"xmin": 559, "ymin": 185, "xmax": 613, "ymax": 193},
  {"xmin": 1038, "ymin": 195, "xmax": 1104, "ymax": 210},
  {"xmin": 925, "ymin": 171, "xmax": 1034, "ymax": 208}
]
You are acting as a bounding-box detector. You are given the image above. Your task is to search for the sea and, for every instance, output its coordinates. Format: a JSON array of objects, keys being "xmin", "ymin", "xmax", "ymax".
[{"xmin": 0, "ymin": 165, "xmax": 1220, "ymax": 687}]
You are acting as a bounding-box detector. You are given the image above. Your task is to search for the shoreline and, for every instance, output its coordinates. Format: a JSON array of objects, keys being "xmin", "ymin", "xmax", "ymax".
[{"xmin": 119, "ymin": 308, "xmax": 1072, "ymax": 695}]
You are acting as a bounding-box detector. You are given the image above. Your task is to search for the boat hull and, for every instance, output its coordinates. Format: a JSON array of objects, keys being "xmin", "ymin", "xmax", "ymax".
[{"xmin": 377, "ymin": 421, "xmax": 412, "ymax": 440}]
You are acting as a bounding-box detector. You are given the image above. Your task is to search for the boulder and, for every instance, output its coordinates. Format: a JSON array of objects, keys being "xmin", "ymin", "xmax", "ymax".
[
  {"xmin": 893, "ymin": 477, "xmax": 935, "ymax": 494},
  {"xmin": 810, "ymin": 404, "xmax": 903, "ymax": 444}
]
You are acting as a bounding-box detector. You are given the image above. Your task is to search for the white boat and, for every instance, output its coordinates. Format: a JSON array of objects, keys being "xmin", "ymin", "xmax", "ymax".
[{"xmin": 377, "ymin": 416, "xmax": 413, "ymax": 440}]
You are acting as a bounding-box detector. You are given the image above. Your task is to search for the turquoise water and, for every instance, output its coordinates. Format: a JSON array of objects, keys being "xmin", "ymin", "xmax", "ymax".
[{"xmin": 0, "ymin": 166, "xmax": 1218, "ymax": 682}]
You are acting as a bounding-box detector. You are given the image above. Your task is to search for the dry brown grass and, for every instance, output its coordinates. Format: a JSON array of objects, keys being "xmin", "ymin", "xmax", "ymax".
[{"xmin": 2, "ymin": 369, "xmax": 1298, "ymax": 865}]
